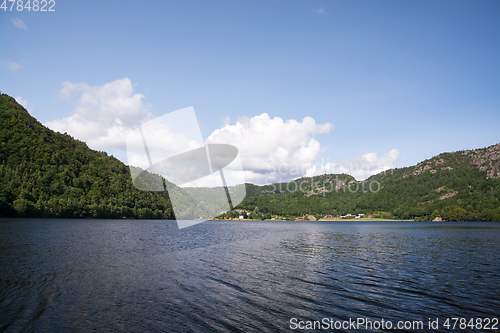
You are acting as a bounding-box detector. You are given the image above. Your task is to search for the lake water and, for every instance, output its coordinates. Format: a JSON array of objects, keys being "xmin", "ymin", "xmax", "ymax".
[{"xmin": 1, "ymin": 219, "xmax": 499, "ymax": 332}]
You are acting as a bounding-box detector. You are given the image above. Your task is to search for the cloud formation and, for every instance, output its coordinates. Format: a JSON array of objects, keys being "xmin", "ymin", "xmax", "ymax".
[
  {"xmin": 14, "ymin": 96, "xmax": 39, "ymax": 112},
  {"xmin": 46, "ymin": 78, "xmax": 399, "ymax": 184},
  {"xmin": 46, "ymin": 78, "xmax": 153, "ymax": 153},
  {"xmin": 2, "ymin": 61, "xmax": 22, "ymax": 72},
  {"xmin": 206, "ymin": 113, "xmax": 333, "ymax": 184},
  {"xmin": 305, "ymin": 149, "xmax": 400, "ymax": 181},
  {"xmin": 14, "ymin": 96, "xmax": 29, "ymax": 108},
  {"xmin": 206, "ymin": 113, "xmax": 399, "ymax": 183},
  {"xmin": 12, "ymin": 18, "xmax": 28, "ymax": 30}
]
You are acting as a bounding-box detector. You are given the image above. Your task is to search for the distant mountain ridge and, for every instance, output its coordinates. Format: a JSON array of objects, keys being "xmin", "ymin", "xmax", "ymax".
[
  {"xmin": 1, "ymin": 93, "xmax": 499, "ymax": 221},
  {"xmin": 229, "ymin": 142, "xmax": 500, "ymax": 221}
]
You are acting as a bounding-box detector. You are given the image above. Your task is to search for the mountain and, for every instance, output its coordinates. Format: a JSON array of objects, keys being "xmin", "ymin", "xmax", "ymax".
[
  {"xmin": 356, "ymin": 144, "xmax": 500, "ymax": 221},
  {"xmin": 227, "ymin": 144, "xmax": 500, "ymax": 221},
  {"xmin": 1, "ymin": 92, "xmax": 499, "ymax": 221},
  {"xmin": 0, "ymin": 93, "xmax": 174, "ymax": 219}
]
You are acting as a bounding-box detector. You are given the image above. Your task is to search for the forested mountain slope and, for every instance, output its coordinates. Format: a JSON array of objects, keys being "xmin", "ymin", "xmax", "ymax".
[
  {"xmin": 1, "ymin": 93, "xmax": 499, "ymax": 221},
  {"xmin": 357, "ymin": 145, "xmax": 500, "ymax": 221},
  {"xmin": 0, "ymin": 93, "xmax": 174, "ymax": 218},
  {"xmin": 231, "ymin": 144, "xmax": 500, "ymax": 221}
]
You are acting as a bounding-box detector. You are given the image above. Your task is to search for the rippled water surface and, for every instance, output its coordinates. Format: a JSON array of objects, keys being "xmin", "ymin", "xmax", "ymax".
[{"xmin": 1, "ymin": 219, "xmax": 499, "ymax": 332}]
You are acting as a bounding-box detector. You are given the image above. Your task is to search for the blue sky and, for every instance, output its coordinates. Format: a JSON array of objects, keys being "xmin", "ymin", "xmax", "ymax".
[{"xmin": 1, "ymin": 0, "xmax": 499, "ymax": 184}]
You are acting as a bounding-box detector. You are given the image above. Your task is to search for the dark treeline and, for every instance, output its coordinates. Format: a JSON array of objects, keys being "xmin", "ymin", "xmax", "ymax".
[{"xmin": 0, "ymin": 94, "xmax": 173, "ymax": 219}]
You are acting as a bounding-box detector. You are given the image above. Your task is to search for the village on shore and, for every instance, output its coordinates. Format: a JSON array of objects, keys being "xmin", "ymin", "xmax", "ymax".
[{"xmin": 215, "ymin": 211, "xmax": 418, "ymax": 222}]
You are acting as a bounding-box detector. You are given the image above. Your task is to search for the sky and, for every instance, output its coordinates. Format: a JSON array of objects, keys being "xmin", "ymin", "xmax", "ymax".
[{"xmin": 1, "ymin": 0, "xmax": 499, "ymax": 185}]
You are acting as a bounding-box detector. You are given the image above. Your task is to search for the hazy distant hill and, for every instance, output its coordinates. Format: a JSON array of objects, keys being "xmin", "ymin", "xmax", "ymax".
[{"xmin": 1, "ymin": 93, "xmax": 499, "ymax": 221}]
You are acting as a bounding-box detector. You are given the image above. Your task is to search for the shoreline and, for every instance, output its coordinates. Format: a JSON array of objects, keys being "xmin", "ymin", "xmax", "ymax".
[{"xmin": 214, "ymin": 218, "xmax": 415, "ymax": 222}]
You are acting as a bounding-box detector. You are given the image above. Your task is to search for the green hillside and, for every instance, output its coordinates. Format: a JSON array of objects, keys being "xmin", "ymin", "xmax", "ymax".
[
  {"xmin": 1, "ymin": 92, "xmax": 499, "ymax": 221},
  {"xmin": 228, "ymin": 145, "xmax": 500, "ymax": 221},
  {"xmin": 356, "ymin": 147, "xmax": 500, "ymax": 221},
  {"xmin": 0, "ymin": 93, "xmax": 174, "ymax": 219},
  {"xmin": 221, "ymin": 174, "xmax": 361, "ymax": 220}
]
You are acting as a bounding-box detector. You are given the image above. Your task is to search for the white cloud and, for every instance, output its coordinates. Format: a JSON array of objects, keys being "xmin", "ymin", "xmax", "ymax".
[
  {"xmin": 206, "ymin": 113, "xmax": 333, "ymax": 184},
  {"xmin": 46, "ymin": 78, "xmax": 153, "ymax": 153},
  {"xmin": 314, "ymin": 7, "xmax": 327, "ymax": 15},
  {"xmin": 126, "ymin": 107, "xmax": 206, "ymax": 170},
  {"xmin": 46, "ymin": 79, "xmax": 399, "ymax": 185},
  {"xmin": 15, "ymin": 96, "xmax": 29, "ymax": 108},
  {"xmin": 15, "ymin": 96, "xmax": 39, "ymax": 111},
  {"xmin": 2, "ymin": 61, "xmax": 22, "ymax": 72},
  {"xmin": 206, "ymin": 113, "xmax": 399, "ymax": 184},
  {"xmin": 305, "ymin": 149, "xmax": 400, "ymax": 181},
  {"xmin": 12, "ymin": 18, "xmax": 28, "ymax": 30}
]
